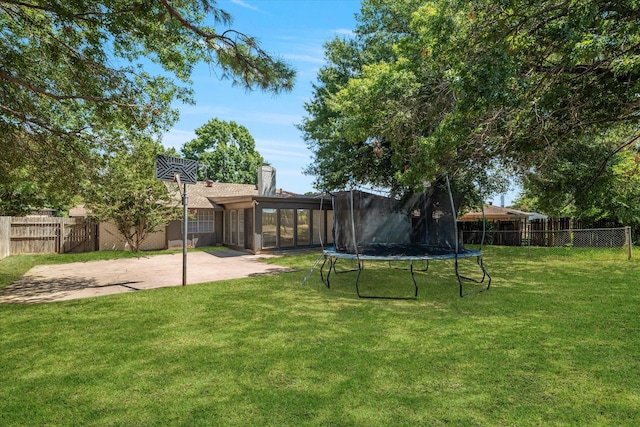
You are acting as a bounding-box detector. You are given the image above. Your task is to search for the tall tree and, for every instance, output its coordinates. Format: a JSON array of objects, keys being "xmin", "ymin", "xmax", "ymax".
[
  {"xmin": 517, "ymin": 123, "xmax": 640, "ymax": 227},
  {"xmin": 0, "ymin": 168, "xmax": 47, "ymax": 216},
  {"xmin": 301, "ymin": 0, "xmax": 640, "ymax": 203},
  {"xmin": 300, "ymin": 1, "xmax": 509, "ymax": 198},
  {"xmin": 83, "ymin": 138, "xmax": 180, "ymax": 252},
  {"xmin": 0, "ymin": 0, "xmax": 294, "ymax": 202},
  {"xmin": 182, "ymin": 118, "xmax": 264, "ymax": 184}
]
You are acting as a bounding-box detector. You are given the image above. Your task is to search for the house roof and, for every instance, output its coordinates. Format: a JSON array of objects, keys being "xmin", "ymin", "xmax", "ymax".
[
  {"xmin": 458, "ymin": 205, "xmax": 531, "ymax": 221},
  {"xmin": 166, "ymin": 181, "xmax": 322, "ymax": 209},
  {"xmin": 166, "ymin": 181, "xmax": 258, "ymax": 209}
]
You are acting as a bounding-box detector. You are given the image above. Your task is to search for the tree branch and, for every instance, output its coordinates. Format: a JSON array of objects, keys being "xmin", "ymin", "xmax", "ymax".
[
  {"xmin": 577, "ymin": 131, "xmax": 640, "ymax": 207},
  {"xmin": 0, "ymin": 69, "xmax": 143, "ymax": 106}
]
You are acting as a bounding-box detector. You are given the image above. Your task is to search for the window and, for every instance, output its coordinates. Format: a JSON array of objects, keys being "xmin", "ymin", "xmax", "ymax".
[
  {"xmin": 312, "ymin": 210, "xmax": 322, "ymax": 245},
  {"xmin": 187, "ymin": 209, "xmax": 214, "ymax": 234},
  {"xmin": 297, "ymin": 209, "xmax": 310, "ymax": 246},
  {"xmin": 238, "ymin": 209, "xmax": 245, "ymax": 245},
  {"xmin": 326, "ymin": 210, "xmax": 334, "ymax": 244},
  {"xmin": 280, "ymin": 209, "xmax": 295, "ymax": 247},
  {"xmin": 224, "ymin": 211, "xmax": 229, "ymax": 243},
  {"xmin": 259, "ymin": 208, "xmax": 334, "ymax": 249},
  {"xmin": 262, "ymin": 208, "xmax": 277, "ymax": 248}
]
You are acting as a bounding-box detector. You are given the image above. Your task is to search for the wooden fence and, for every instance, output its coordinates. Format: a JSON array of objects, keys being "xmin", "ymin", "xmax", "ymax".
[{"xmin": 0, "ymin": 216, "xmax": 98, "ymax": 259}]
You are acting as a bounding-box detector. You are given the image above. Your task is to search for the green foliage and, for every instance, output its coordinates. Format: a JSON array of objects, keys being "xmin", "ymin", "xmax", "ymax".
[
  {"xmin": 302, "ymin": 0, "xmax": 640, "ymax": 204},
  {"xmin": 520, "ymin": 124, "xmax": 640, "ymax": 229},
  {"xmin": 83, "ymin": 138, "xmax": 180, "ymax": 252},
  {"xmin": 182, "ymin": 118, "xmax": 264, "ymax": 184},
  {"xmin": 0, "ymin": 168, "xmax": 49, "ymax": 216},
  {"xmin": 510, "ymin": 192, "xmax": 542, "ymax": 214},
  {"xmin": 0, "ymin": 1, "xmax": 294, "ymax": 202},
  {"xmin": 0, "ymin": 166, "xmax": 76, "ymax": 216}
]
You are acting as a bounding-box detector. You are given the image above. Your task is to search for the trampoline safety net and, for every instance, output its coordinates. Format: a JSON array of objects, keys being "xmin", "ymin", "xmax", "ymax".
[{"xmin": 332, "ymin": 186, "xmax": 464, "ymax": 257}]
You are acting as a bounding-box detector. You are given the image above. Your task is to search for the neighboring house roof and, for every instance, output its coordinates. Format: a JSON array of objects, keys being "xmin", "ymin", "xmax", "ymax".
[
  {"xmin": 458, "ymin": 205, "xmax": 531, "ymax": 222},
  {"xmin": 527, "ymin": 212, "xmax": 549, "ymax": 221},
  {"xmin": 27, "ymin": 207, "xmax": 55, "ymax": 217}
]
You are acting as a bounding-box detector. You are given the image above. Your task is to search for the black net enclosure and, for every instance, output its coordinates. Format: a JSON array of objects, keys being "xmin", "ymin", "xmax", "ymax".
[
  {"xmin": 331, "ymin": 185, "xmax": 464, "ymax": 257},
  {"xmin": 318, "ymin": 178, "xmax": 491, "ymax": 298}
]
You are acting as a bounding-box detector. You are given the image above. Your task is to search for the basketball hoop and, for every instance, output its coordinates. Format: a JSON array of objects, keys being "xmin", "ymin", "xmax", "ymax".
[{"xmin": 155, "ymin": 155, "xmax": 198, "ymax": 287}]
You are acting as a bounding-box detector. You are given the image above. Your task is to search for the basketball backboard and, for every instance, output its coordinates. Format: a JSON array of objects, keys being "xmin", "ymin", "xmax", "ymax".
[{"xmin": 155, "ymin": 155, "xmax": 198, "ymax": 184}]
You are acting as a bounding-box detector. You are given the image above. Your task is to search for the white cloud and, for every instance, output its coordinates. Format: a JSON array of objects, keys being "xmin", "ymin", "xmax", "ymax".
[
  {"xmin": 177, "ymin": 104, "xmax": 234, "ymax": 117},
  {"xmin": 256, "ymin": 139, "xmax": 309, "ymax": 158},
  {"xmin": 282, "ymin": 53, "xmax": 326, "ymax": 65},
  {"xmin": 229, "ymin": 0, "xmax": 259, "ymax": 11},
  {"xmin": 252, "ymin": 112, "xmax": 301, "ymax": 125},
  {"xmin": 161, "ymin": 129, "xmax": 196, "ymax": 151},
  {"xmin": 333, "ymin": 28, "xmax": 355, "ymax": 36},
  {"xmin": 260, "ymin": 147, "xmax": 309, "ymax": 160},
  {"xmin": 175, "ymin": 103, "xmax": 301, "ymax": 127}
]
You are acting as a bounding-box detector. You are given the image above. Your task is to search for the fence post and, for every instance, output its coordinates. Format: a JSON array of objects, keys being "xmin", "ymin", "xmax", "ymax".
[
  {"xmin": 59, "ymin": 220, "xmax": 65, "ymax": 254},
  {"xmin": 0, "ymin": 216, "xmax": 10, "ymax": 259},
  {"xmin": 626, "ymin": 226, "xmax": 632, "ymax": 260}
]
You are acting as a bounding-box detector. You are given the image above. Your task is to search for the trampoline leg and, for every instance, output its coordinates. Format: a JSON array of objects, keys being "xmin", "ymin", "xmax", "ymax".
[
  {"xmin": 456, "ymin": 256, "xmax": 492, "ymax": 297},
  {"xmin": 477, "ymin": 257, "xmax": 492, "ymax": 289},
  {"xmin": 320, "ymin": 256, "xmax": 332, "ymax": 288},
  {"xmin": 410, "ymin": 261, "xmax": 419, "ymax": 298},
  {"xmin": 455, "ymin": 258, "xmax": 463, "ymax": 297},
  {"xmin": 332, "ymin": 258, "xmax": 360, "ymax": 275},
  {"xmin": 355, "ymin": 260, "xmax": 418, "ymax": 300},
  {"xmin": 355, "ymin": 262, "xmax": 364, "ymax": 298}
]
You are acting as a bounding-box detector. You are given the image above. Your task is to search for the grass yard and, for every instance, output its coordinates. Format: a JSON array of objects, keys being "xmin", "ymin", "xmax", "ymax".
[{"xmin": 0, "ymin": 247, "xmax": 639, "ymax": 426}]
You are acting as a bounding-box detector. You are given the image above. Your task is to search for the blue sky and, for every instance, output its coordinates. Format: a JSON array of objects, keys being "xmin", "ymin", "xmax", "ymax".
[
  {"xmin": 161, "ymin": 0, "xmax": 361, "ymax": 195},
  {"xmin": 161, "ymin": 0, "xmax": 519, "ymax": 205}
]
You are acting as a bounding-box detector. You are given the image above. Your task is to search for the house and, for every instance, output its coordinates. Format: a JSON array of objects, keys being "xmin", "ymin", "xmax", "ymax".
[
  {"xmin": 165, "ymin": 166, "xmax": 333, "ymax": 254},
  {"xmin": 457, "ymin": 204, "xmax": 548, "ymax": 246},
  {"xmin": 70, "ymin": 166, "xmax": 334, "ymax": 253},
  {"xmin": 457, "ymin": 204, "xmax": 531, "ymax": 222},
  {"xmin": 27, "ymin": 207, "xmax": 56, "ymax": 217},
  {"xmin": 457, "ymin": 204, "xmax": 547, "ymax": 222},
  {"xmin": 69, "ymin": 204, "xmax": 167, "ymax": 251}
]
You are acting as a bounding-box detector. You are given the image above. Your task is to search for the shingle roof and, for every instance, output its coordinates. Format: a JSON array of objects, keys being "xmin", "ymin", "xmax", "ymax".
[
  {"xmin": 165, "ymin": 181, "xmax": 315, "ymax": 208},
  {"xmin": 166, "ymin": 181, "xmax": 259, "ymax": 208},
  {"xmin": 458, "ymin": 205, "xmax": 530, "ymax": 221}
]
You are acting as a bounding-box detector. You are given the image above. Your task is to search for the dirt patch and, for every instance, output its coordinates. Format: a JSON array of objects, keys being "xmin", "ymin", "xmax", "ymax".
[{"xmin": 0, "ymin": 250, "xmax": 294, "ymax": 304}]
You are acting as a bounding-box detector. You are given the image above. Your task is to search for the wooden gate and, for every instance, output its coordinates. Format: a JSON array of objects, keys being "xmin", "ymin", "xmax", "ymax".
[{"xmin": 63, "ymin": 219, "xmax": 99, "ymax": 253}]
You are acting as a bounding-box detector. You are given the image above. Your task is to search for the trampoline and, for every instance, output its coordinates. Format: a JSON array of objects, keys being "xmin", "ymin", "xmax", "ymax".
[{"xmin": 318, "ymin": 177, "xmax": 491, "ymax": 298}]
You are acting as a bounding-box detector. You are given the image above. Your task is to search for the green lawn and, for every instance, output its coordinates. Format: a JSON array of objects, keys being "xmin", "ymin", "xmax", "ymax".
[{"xmin": 1, "ymin": 247, "xmax": 638, "ymax": 426}]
